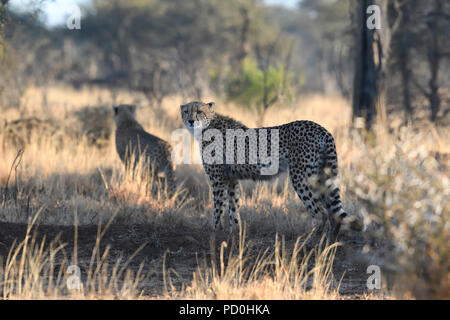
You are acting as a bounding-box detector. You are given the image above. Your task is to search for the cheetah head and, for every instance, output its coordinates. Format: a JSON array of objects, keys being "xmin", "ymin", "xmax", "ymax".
[
  {"xmin": 180, "ymin": 101, "xmax": 215, "ymax": 133},
  {"xmin": 113, "ymin": 104, "xmax": 136, "ymax": 126}
]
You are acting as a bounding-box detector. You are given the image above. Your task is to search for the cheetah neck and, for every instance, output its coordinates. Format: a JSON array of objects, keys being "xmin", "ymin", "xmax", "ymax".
[
  {"xmin": 116, "ymin": 117, "xmax": 144, "ymax": 132},
  {"xmin": 208, "ymin": 113, "xmax": 248, "ymax": 130}
]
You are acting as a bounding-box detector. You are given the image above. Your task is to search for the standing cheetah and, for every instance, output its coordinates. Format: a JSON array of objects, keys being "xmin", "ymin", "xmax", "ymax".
[
  {"xmin": 180, "ymin": 101, "xmax": 361, "ymax": 240},
  {"xmin": 114, "ymin": 104, "xmax": 175, "ymax": 196}
]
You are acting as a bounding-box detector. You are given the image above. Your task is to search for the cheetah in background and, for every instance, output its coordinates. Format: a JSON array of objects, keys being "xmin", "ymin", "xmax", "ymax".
[
  {"xmin": 113, "ymin": 104, "xmax": 175, "ymax": 196},
  {"xmin": 180, "ymin": 101, "xmax": 363, "ymax": 241}
]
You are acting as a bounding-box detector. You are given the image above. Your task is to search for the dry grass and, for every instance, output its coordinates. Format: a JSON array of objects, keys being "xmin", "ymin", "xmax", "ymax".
[
  {"xmin": 0, "ymin": 85, "xmax": 448, "ymax": 299},
  {"xmin": 164, "ymin": 229, "xmax": 343, "ymax": 300},
  {"xmin": 0, "ymin": 209, "xmax": 147, "ymax": 299}
]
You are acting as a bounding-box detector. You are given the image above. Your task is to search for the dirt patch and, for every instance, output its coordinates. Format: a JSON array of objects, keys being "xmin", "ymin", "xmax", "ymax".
[{"xmin": 0, "ymin": 221, "xmax": 375, "ymax": 297}]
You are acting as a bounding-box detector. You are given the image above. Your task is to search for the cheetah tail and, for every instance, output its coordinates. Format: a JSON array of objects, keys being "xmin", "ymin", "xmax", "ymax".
[{"xmin": 322, "ymin": 136, "xmax": 366, "ymax": 232}]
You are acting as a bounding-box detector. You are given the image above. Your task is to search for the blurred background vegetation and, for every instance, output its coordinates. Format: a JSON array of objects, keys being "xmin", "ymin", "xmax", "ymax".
[
  {"xmin": 0, "ymin": 0, "xmax": 448, "ymax": 300},
  {"xmin": 0, "ymin": 0, "xmax": 448, "ymax": 126}
]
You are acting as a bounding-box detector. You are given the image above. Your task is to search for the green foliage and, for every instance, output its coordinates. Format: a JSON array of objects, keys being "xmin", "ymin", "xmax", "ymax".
[{"xmin": 225, "ymin": 57, "xmax": 296, "ymax": 111}]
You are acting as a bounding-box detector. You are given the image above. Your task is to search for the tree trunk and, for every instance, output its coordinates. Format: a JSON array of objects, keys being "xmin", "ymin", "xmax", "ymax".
[
  {"xmin": 351, "ymin": 0, "xmax": 401, "ymax": 130},
  {"xmin": 351, "ymin": 0, "xmax": 377, "ymax": 130},
  {"xmin": 427, "ymin": 0, "xmax": 442, "ymax": 122},
  {"xmin": 398, "ymin": 5, "xmax": 412, "ymax": 123},
  {"xmin": 235, "ymin": 6, "xmax": 250, "ymax": 69},
  {"xmin": 400, "ymin": 48, "xmax": 412, "ymax": 123}
]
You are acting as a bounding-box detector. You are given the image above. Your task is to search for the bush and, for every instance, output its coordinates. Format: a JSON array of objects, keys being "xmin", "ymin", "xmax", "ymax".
[
  {"xmin": 224, "ymin": 58, "xmax": 297, "ymax": 118},
  {"xmin": 345, "ymin": 127, "xmax": 450, "ymax": 298}
]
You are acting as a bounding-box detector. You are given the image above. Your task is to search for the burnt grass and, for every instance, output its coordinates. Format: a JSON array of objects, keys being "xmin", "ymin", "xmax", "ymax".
[{"xmin": 0, "ymin": 220, "xmax": 377, "ymax": 298}]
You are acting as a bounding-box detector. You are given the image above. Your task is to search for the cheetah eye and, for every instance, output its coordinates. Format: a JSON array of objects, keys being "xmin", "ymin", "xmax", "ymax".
[
  {"xmin": 197, "ymin": 111, "xmax": 203, "ymax": 115},
  {"xmin": 183, "ymin": 110, "xmax": 188, "ymax": 114}
]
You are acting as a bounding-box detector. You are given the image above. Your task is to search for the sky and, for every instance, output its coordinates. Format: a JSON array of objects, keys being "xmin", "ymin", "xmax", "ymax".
[
  {"xmin": 8, "ymin": 0, "xmax": 299, "ymax": 26},
  {"xmin": 8, "ymin": 0, "xmax": 91, "ymax": 26},
  {"xmin": 264, "ymin": 0, "xmax": 298, "ymax": 8}
]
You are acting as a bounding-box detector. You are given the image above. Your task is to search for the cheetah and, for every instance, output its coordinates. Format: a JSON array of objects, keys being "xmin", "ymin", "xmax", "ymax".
[
  {"xmin": 113, "ymin": 104, "xmax": 175, "ymax": 196},
  {"xmin": 180, "ymin": 101, "xmax": 362, "ymax": 240}
]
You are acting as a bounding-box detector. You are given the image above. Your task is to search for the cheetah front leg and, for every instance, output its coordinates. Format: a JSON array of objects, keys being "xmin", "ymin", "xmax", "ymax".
[
  {"xmin": 163, "ymin": 164, "xmax": 176, "ymax": 198},
  {"xmin": 227, "ymin": 181, "xmax": 241, "ymax": 231},
  {"xmin": 211, "ymin": 178, "xmax": 228, "ymax": 230}
]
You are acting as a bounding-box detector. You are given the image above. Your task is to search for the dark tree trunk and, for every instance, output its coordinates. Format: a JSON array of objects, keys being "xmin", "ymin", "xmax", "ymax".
[
  {"xmin": 235, "ymin": 6, "xmax": 250, "ymax": 69},
  {"xmin": 395, "ymin": 1, "xmax": 413, "ymax": 123},
  {"xmin": 351, "ymin": 0, "xmax": 378, "ymax": 130},
  {"xmin": 410, "ymin": 0, "xmax": 445, "ymax": 123},
  {"xmin": 427, "ymin": 0, "xmax": 442, "ymax": 122},
  {"xmin": 351, "ymin": 0, "xmax": 402, "ymax": 129},
  {"xmin": 400, "ymin": 47, "xmax": 412, "ymax": 123}
]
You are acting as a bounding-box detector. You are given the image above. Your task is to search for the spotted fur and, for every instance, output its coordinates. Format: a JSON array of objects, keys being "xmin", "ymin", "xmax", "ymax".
[
  {"xmin": 114, "ymin": 104, "xmax": 175, "ymax": 196},
  {"xmin": 181, "ymin": 101, "xmax": 355, "ymax": 240}
]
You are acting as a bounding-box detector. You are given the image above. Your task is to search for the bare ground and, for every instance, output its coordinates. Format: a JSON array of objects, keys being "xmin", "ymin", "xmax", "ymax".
[{"xmin": 0, "ymin": 220, "xmax": 377, "ymax": 298}]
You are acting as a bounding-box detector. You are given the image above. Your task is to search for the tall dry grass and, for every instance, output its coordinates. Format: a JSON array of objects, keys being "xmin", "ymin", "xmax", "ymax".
[
  {"xmin": 0, "ymin": 209, "xmax": 147, "ymax": 299},
  {"xmin": 0, "ymin": 85, "xmax": 448, "ymax": 299},
  {"xmin": 164, "ymin": 228, "xmax": 343, "ymax": 300}
]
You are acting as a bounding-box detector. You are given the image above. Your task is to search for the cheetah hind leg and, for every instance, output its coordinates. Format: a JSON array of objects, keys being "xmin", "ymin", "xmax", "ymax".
[
  {"xmin": 320, "ymin": 176, "xmax": 347, "ymax": 243},
  {"xmin": 308, "ymin": 174, "xmax": 340, "ymax": 243},
  {"xmin": 330, "ymin": 218, "xmax": 342, "ymax": 243},
  {"xmin": 163, "ymin": 165, "xmax": 176, "ymax": 198},
  {"xmin": 155, "ymin": 173, "xmax": 168, "ymax": 197},
  {"xmin": 319, "ymin": 194, "xmax": 341, "ymax": 243},
  {"xmin": 153, "ymin": 165, "xmax": 176, "ymax": 198},
  {"xmin": 289, "ymin": 172, "xmax": 328, "ymax": 242}
]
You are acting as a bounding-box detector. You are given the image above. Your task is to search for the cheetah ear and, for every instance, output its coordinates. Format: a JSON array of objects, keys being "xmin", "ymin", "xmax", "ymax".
[
  {"xmin": 180, "ymin": 104, "xmax": 184, "ymax": 109},
  {"xmin": 207, "ymin": 102, "xmax": 215, "ymax": 108},
  {"xmin": 113, "ymin": 106, "xmax": 119, "ymax": 115}
]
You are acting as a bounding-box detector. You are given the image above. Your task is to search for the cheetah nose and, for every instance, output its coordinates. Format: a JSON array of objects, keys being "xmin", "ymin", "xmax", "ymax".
[{"xmin": 188, "ymin": 120, "xmax": 194, "ymax": 126}]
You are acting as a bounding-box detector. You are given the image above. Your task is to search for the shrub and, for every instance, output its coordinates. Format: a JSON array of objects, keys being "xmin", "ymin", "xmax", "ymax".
[
  {"xmin": 345, "ymin": 127, "xmax": 450, "ymax": 299},
  {"xmin": 224, "ymin": 58, "xmax": 298, "ymax": 123}
]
